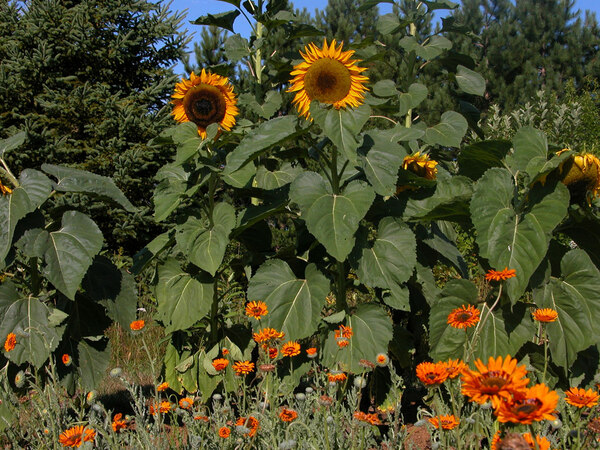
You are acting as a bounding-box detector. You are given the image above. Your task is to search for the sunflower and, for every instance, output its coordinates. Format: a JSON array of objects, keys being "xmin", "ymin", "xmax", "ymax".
[
  {"xmin": 522, "ymin": 433, "xmax": 551, "ymax": 450},
  {"xmin": 279, "ymin": 408, "xmax": 298, "ymax": 422},
  {"xmin": 281, "ymin": 341, "xmax": 301, "ymax": 357},
  {"xmin": 559, "ymin": 153, "xmax": 600, "ymax": 204},
  {"xmin": 564, "ymin": 387, "xmax": 600, "ymax": 408},
  {"xmin": 494, "ymin": 383, "xmax": 559, "ymax": 424},
  {"xmin": 288, "ymin": 39, "xmax": 369, "ymax": 119},
  {"xmin": 236, "ymin": 416, "xmax": 260, "ymax": 437},
  {"xmin": 233, "ymin": 360, "xmax": 255, "ymax": 375},
  {"xmin": 245, "ymin": 301, "xmax": 268, "ymax": 320},
  {"xmin": 461, "ymin": 355, "xmax": 529, "ymax": 407},
  {"xmin": 485, "ymin": 267, "xmax": 517, "ymax": 282},
  {"xmin": 447, "ymin": 305, "xmax": 480, "ymax": 329},
  {"xmin": 416, "ymin": 361, "xmax": 449, "ymax": 386},
  {"xmin": 403, "ymin": 152, "xmax": 438, "ymax": 180},
  {"xmin": 58, "ymin": 425, "xmax": 95, "ymax": 447},
  {"xmin": 171, "ymin": 69, "xmax": 239, "ymax": 139},
  {"xmin": 4, "ymin": 332, "xmax": 16, "ymax": 352},
  {"xmin": 532, "ymin": 308, "xmax": 558, "ymax": 323},
  {"xmin": 428, "ymin": 414, "xmax": 459, "ymax": 430},
  {"xmin": 212, "ymin": 358, "xmax": 229, "ymax": 371}
]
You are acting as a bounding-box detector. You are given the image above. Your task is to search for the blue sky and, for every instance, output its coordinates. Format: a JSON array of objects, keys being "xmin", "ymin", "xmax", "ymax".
[{"xmin": 170, "ymin": 0, "xmax": 600, "ymax": 75}]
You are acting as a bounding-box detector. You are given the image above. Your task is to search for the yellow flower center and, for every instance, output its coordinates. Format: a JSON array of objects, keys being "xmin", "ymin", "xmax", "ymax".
[
  {"xmin": 182, "ymin": 84, "xmax": 227, "ymax": 129},
  {"xmin": 303, "ymin": 58, "xmax": 352, "ymax": 104}
]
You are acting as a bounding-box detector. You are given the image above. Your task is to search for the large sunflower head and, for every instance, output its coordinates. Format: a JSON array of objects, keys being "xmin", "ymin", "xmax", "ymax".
[
  {"xmin": 559, "ymin": 153, "xmax": 600, "ymax": 204},
  {"xmin": 288, "ymin": 39, "xmax": 369, "ymax": 119},
  {"xmin": 494, "ymin": 383, "xmax": 559, "ymax": 424},
  {"xmin": 171, "ymin": 69, "xmax": 239, "ymax": 139}
]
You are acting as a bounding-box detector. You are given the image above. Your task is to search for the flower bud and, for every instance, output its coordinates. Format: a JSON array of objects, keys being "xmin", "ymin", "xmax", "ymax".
[
  {"xmin": 110, "ymin": 367, "xmax": 123, "ymax": 378},
  {"xmin": 353, "ymin": 376, "xmax": 367, "ymax": 389}
]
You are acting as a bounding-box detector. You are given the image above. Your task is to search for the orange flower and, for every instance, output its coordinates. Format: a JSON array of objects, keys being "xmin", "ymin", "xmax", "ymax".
[
  {"xmin": 218, "ymin": 426, "xmax": 231, "ymax": 438},
  {"xmin": 129, "ymin": 320, "xmax": 145, "ymax": 331},
  {"xmin": 112, "ymin": 413, "xmax": 128, "ymax": 432},
  {"xmin": 281, "ymin": 341, "xmax": 301, "ymax": 357},
  {"xmin": 233, "ymin": 360, "xmax": 255, "ymax": 375},
  {"xmin": 157, "ymin": 381, "xmax": 169, "ymax": 392},
  {"xmin": 306, "ymin": 347, "xmax": 318, "ymax": 358},
  {"xmin": 354, "ymin": 411, "xmax": 381, "ymax": 425},
  {"xmin": 328, "ymin": 372, "xmax": 347, "ymax": 383},
  {"xmin": 253, "ymin": 327, "xmax": 285, "ymax": 344},
  {"xmin": 416, "ymin": 362, "xmax": 449, "ymax": 386},
  {"xmin": 58, "ymin": 425, "xmax": 95, "ymax": 447},
  {"xmin": 179, "ymin": 397, "xmax": 194, "ymax": 410},
  {"xmin": 212, "ymin": 358, "xmax": 229, "ymax": 371},
  {"xmin": 444, "ymin": 359, "xmax": 466, "ymax": 379},
  {"xmin": 267, "ymin": 347, "xmax": 278, "ymax": 359},
  {"xmin": 522, "ymin": 433, "xmax": 551, "ymax": 450},
  {"xmin": 334, "ymin": 324, "xmax": 353, "ymax": 339},
  {"xmin": 149, "ymin": 400, "xmax": 173, "ymax": 415},
  {"xmin": 235, "ymin": 416, "xmax": 259, "ymax": 437},
  {"xmin": 532, "ymin": 308, "xmax": 558, "ymax": 323},
  {"xmin": 336, "ymin": 338, "xmax": 349, "ymax": 348},
  {"xmin": 222, "ymin": 348, "xmax": 229, "ymax": 356},
  {"xmin": 428, "ymin": 414, "xmax": 459, "ymax": 430},
  {"xmin": 245, "ymin": 301, "xmax": 268, "ymax": 320},
  {"xmin": 565, "ymin": 387, "xmax": 600, "ymax": 408},
  {"xmin": 447, "ymin": 305, "xmax": 480, "ymax": 329},
  {"xmin": 495, "ymin": 383, "xmax": 559, "ymax": 424},
  {"xmin": 376, "ymin": 353, "xmax": 389, "ymax": 367},
  {"xmin": 490, "ymin": 430, "xmax": 501, "ymax": 450},
  {"xmin": 279, "ymin": 408, "xmax": 298, "ymax": 422},
  {"xmin": 461, "ymin": 355, "xmax": 529, "ymax": 407},
  {"xmin": 194, "ymin": 415, "xmax": 209, "ymax": 422},
  {"xmin": 485, "ymin": 267, "xmax": 516, "ymax": 282},
  {"xmin": 4, "ymin": 333, "xmax": 16, "ymax": 352},
  {"xmin": 62, "ymin": 354, "xmax": 72, "ymax": 366}
]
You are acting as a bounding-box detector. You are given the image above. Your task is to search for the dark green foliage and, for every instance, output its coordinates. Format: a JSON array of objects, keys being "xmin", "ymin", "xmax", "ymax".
[
  {"xmin": 0, "ymin": 0, "xmax": 189, "ymax": 253},
  {"xmin": 314, "ymin": 0, "xmax": 379, "ymax": 43}
]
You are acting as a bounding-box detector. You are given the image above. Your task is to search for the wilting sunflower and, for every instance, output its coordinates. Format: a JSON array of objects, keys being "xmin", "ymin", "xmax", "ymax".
[
  {"xmin": 428, "ymin": 414, "xmax": 459, "ymax": 430},
  {"xmin": 447, "ymin": 304, "xmax": 480, "ymax": 329},
  {"xmin": 532, "ymin": 308, "xmax": 558, "ymax": 323},
  {"xmin": 403, "ymin": 152, "xmax": 438, "ymax": 180},
  {"xmin": 171, "ymin": 69, "xmax": 239, "ymax": 139},
  {"xmin": 288, "ymin": 39, "xmax": 369, "ymax": 119},
  {"xmin": 494, "ymin": 383, "xmax": 559, "ymax": 424},
  {"xmin": 559, "ymin": 153, "xmax": 600, "ymax": 204},
  {"xmin": 564, "ymin": 387, "xmax": 600, "ymax": 408},
  {"xmin": 416, "ymin": 361, "xmax": 449, "ymax": 386},
  {"xmin": 461, "ymin": 355, "xmax": 529, "ymax": 407}
]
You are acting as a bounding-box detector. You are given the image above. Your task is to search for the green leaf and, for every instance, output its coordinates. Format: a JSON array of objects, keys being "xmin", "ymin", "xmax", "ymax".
[
  {"xmin": 290, "ymin": 172, "xmax": 375, "ymax": 261},
  {"xmin": 377, "ymin": 13, "xmax": 402, "ymax": 35},
  {"xmin": 388, "ymin": 125, "xmax": 425, "ymax": 142},
  {"xmin": 372, "ymin": 80, "xmax": 398, "ymax": 98},
  {"xmin": 222, "ymin": 157, "xmax": 256, "ymax": 188},
  {"xmin": 42, "ymin": 211, "xmax": 103, "ymax": 300},
  {"xmin": 0, "ymin": 297, "xmax": 60, "ymax": 368},
  {"xmin": 398, "ymin": 83, "xmax": 428, "ymax": 116},
  {"xmin": 359, "ymin": 0, "xmax": 394, "ymax": 12},
  {"xmin": 458, "ymin": 140, "xmax": 511, "ymax": 180},
  {"xmin": 255, "ymin": 162, "xmax": 302, "ymax": 190},
  {"xmin": 535, "ymin": 250, "xmax": 600, "ymax": 371},
  {"xmin": 509, "ymin": 127, "xmax": 548, "ymax": 177},
  {"xmin": 225, "ymin": 116, "xmax": 300, "ymax": 173},
  {"xmin": 403, "ymin": 175, "xmax": 473, "ymax": 221},
  {"xmin": 0, "ymin": 281, "xmax": 20, "ymax": 318},
  {"xmin": 422, "ymin": 0, "xmax": 458, "ymax": 10},
  {"xmin": 155, "ymin": 259, "xmax": 214, "ymax": 333},
  {"xmin": 419, "ymin": 222, "xmax": 468, "ymax": 277},
  {"xmin": 176, "ymin": 203, "xmax": 236, "ymax": 276},
  {"xmin": 424, "ymin": 111, "xmax": 468, "ymax": 147},
  {"xmin": 358, "ymin": 132, "xmax": 407, "ymax": 196},
  {"xmin": 77, "ymin": 339, "xmax": 110, "ymax": 390},
  {"xmin": 0, "ymin": 131, "xmax": 26, "ymax": 158},
  {"xmin": 131, "ymin": 230, "xmax": 175, "ymax": 275},
  {"xmin": 322, "ymin": 304, "xmax": 393, "ymax": 373},
  {"xmin": 41, "ymin": 164, "xmax": 136, "ymax": 212},
  {"xmin": 153, "ymin": 165, "xmax": 190, "ymax": 221},
  {"xmin": 470, "ymin": 169, "xmax": 569, "ymax": 303},
  {"xmin": 224, "ymin": 34, "xmax": 250, "ymax": 61},
  {"xmin": 310, "ymin": 103, "xmax": 372, "ymax": 165},
  {"xmin": 240, "ymin": 91, "xmax": 283, "ymax": 119},
  {"xmin": 399, "ymin": 35, "xmax": 452, "ymax": 60},
  {"xmin": 191, "ymin": 10, "xmax": 240, "ymax": 32},
  {"xmin": 247, "ymin": 260, "xmax": 328, "ymax": 340},
  {"xmin": 455, "ymin": 65, "xmax": 485, "ymax": 96}
]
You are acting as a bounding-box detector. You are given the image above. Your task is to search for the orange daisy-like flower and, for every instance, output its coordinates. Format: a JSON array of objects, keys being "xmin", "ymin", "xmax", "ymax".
[
  {"xmin": 565, "ymin": 387, "xmax": 600, "ymax": 408},
  {"xmin": 58, "ymin": 425, "xmax": 95, "ymax": 447},
  {"xmin": 354, "ymin": 411, "xmax": 381, "ymax": 425},
  {"xmin": 233, "ymin": 360, "xmax": 255, "ymax": 375},
  {"xmin": 236, "ymin": 416, "xmax": 260, "ymax": 437},
  {"xmin": 306, "ymin": 347, "xmax": 317, "ymax": 358},
  {"xmin": 328, "ymin": 372, "xmax": 348, "ymax": 383},
  {"xmin": 336, "ymin": 338, "xmax": 349, "ymax": 348},
  {"xmin": 281, "ymin": 341, "xmax": 301, "ymax": 357},
  {"xmin": 461, "ymin": 355, "xmax": 529, "ymax": 408},
  {"xmin": 267, "ymin": 347, "xmax": 278, "ymax": 359},
  {"xmin": 447, "ymin": 304, "xmax": 480, "ymax": 329},
  {"xmin": 112, "ymin": 413, "xmax": 128, "ymax": 433},
  {"xmin": 157, "ymin": 381, "xmax": 169, "ymax": 392},
  {"xmin": 335, "ymin": 324, "xmax": 354, "ymax": 339},
  {"xmin": 279, "ymin": 408, "xmax": 298, "ymax": 422},
  {"xmin": 253, "ymin": 327, "xmax": 285, "ymax": 344},
  {"xmin": 179, "ymin": 397, "xmax": 194, "ymax": 410},
  {"xmin": 416, "ymin": 362, "xmax": 449, "ymax": 386},
  {"xmin": 194, "ymin": 415, "xmax": 209, "ymax": 422},
  {"xmin": 4, "ymin": 333, "xmax": 16, "ymax": 352},
  {"xmin": 444, "ymin": 359, "xmax": 466, "ymax": 379},
  {"xmin": 62, "ymin": 354, "xmax": 72, "ymax": 366},
  {"xmin": 129, "ymin": 320, "xmax": 145, "ymax": 331},
  {"xmin": 218, "ymin": 426, "xmax": 231, "ymax": 438},
  {"xmin": 288, "ymin": 39, "xmax": 369, "ymax": 119},
  {"xmin": 149, "ymin": 400, "xmax": 173, "ymax": 415},
  {"xmin": 212, "ymin": 358, "xmax": 229, "ymax": 371},
  {"xmin": 485, "ymin": 267, "xmax": 517, "ymax": 282},
  {"xmin": 245, "ymin": 301, "xmax": 268, "ymax": 320},
  {"xmin": 428, "ymin": 414, "xmax": 459, "ymax": 430},
  {"xmin": 522, "ymin": 433, "xmax": 551, "ymax": 450},
  {"xmin": 532, "ymin": 308, "xmax": 558, "ymax": 323},
  {"xmin": 171, "ymin": 69, "xmax": 239, "ymax": 139},
  {"xmin": 495, "ymin": 383, "xmax": 559, "ymax": 424},
  {"xmin": 376, "ymin": 353, "xmax": 389, "ymax": 367},
  {"xmin": 222, "ymin": 348, "xmax": 229, "ymax": 356}
]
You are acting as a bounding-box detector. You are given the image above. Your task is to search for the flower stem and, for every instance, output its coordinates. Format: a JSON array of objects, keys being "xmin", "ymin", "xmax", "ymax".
[
  {"xmin": 542, "ymin": 325, "xmax": 548, "ymax": 385},
  {"xmin": 466, "ymin": 284, "xmax": 503, "ymax": 362}
]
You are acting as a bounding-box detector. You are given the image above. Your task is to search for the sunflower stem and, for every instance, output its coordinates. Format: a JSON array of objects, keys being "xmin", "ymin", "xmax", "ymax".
[
  {"xmin": 254, "ymin": 21, "xmax": 264, "ymax": 85},
  {"xmin": 405, "ymin": 22, "xmax": 418, "ymax": 128},
  {"xmin": 466, "ymin": 284, "xmax": 503, "ymax": 362},
  {"xmin": 542, "ymin": 325, "xmax": 548, "ymax": 385}
]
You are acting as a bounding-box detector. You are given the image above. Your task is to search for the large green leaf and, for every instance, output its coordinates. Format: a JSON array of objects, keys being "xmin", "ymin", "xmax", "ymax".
[
  {"xmin": 176, "ymin": 203, "xmax": 236, "ymax": 276},
  {"xmin": 247, "ymin": 260, "xmax": 329, "ymax": 340},
  {"xmin": 290, "ymin": 172, "xmax": 375, "ymax": 261},
  {"xmin": 131, "ymin": 230, "xmax": 175, "ymax": 275},
  {"xmin": 153, "ymin": 165, "xmax": 191, "ymax": 221},
  {"xmin": 255, "ymin": 162, "xmax": 302, "ymax": 190},
  {"xmin": 534, "ymin": 250, "xmax": 600, "ymax": 371},
  {"xmin": 358, "ymin": 132, "xmax": 407, "ymax": 196},
  {"xmin": 41, "ymin": 164, "xmax": 135, "ymax": 212},
  {"xmin": 424, "ymin": 111, "xmax": 468, "ymax": 148},
  {"xmin": 191, "ymin": 10, "xmax": 240, "ymax": 32},
  {"xmin": 322, "ymin": 304, "xmax": 393, "ymax": 373},
  {"xmin": 471, "ymin": 169, "xmax": 569, "ymax": 303},
  {"xmin": 458, "ymin": 140, "xmax": 511, "ymax": 180},
  {"xmin": 403, "ymin": 175, "xmax": 473, "ymax": 221},
  {"xmin": 0, "ymin": 131, "xmax": 26, "ymax": 158},
  {"xmin": 155, "ymin": 259, "xmax": 214, "ymax": 333},
  {"xmin": 0, "ymin": 296, "xmax": 60, "ymax": 368},
  {"xmin": 399, "ymin": 35, "xmax": 452, "ymax": 60},
  {"xmin": 398, "ymin": 83, "xmax": 428, "ymax": 116},
  {"xmin": 0, "ymin": 281, "xmax": 20, "ymax": 318},
  {"xmin": 508, "ymin": 127, "xmax": 548, "ymax": 178},
  {"xmin": 310, "ymin": 103, "xmax": 371, "ymax": 165},
  {"xmin": 224, "ymin": 34, "xmax": 250, "ymax": 62},
  {"xmin": 42, "ymin": 211, "xmax": 103, "ymax": 300},
  {"xmin": 224, "ymin": 116, "xmax": 300, "ymax": 173},
  {"xmin": 455, "ymin": 65, "xmax": 485, "ymax": 96},
  {"xmin": 77, "ymin": 339, "xmax": 110, "ymax": 390}
]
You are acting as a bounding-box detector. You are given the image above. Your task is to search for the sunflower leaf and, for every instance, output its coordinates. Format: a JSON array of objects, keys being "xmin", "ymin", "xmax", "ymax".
[
  {"xmin": 398, "ymin": 83, "xmax": 428, "ymax": 116},
  {"xmin": 0, "ymin": 132, "xmax": 26, "ymax": 158},
  {"xmin": 424, "ymin": 111, "xmax": 468, "ymax": 148},
  {"xmin": 455, "ymin": 65, "xmax": 486, "ymax": 96},
  {"xmin": 507, "ymin": 126, "xmax": 548, "ymax": 178},
  {"xmin": 191, "ymin": 11, "xmax": 241, "ymax": 33},
  {"xmin": 358, "ymin": 131, "xmax": 407, "ymax": 196}
]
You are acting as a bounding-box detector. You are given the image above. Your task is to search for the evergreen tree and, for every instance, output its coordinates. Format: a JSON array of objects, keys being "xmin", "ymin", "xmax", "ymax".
[
  {"xmin": 314, "ymin": 0, "xmax": 379, "ymax": 43},
  {"xmin": 0, "ymin": 0, "xmax": 189, "ymax": 254},
  {"xmin": 183, "ymin": 25, "xmax": 233, "ymax": 75}
]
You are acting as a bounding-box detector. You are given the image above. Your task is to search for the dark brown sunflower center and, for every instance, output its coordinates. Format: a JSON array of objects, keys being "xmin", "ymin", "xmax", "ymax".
[
  {"xmin": 512, "ymin": 398, "xmax": 541, "ymax": 415},
  {"xmin": 456, "ymin": 312, "xmax": 473, "ymax": 322},
  {"xmin": 182, "ymin": 84, "xmax": 227, "ymax": 129},
  {"xmin": 480, "ymin": 372, "xmax": 508, "ymax": 391},
  {"xmin": 303, "ymin": 58, "xmax": 352, "ymax": 104}
]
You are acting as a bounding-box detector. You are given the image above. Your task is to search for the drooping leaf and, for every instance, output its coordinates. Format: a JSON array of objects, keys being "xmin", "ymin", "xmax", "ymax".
[
  {"xmin": 403, "ymin": 175, "xmax": 473, "ymax": 221},
  {"xmin": 359, "ymin": 0, "xmax": 394, "ymax": 12},
  {"xmin": 424, "ymin": 111, "xmax": 468, "ymax": 148},
  {"xmin": 372, "ymin": 80, "xmax": 398, "ymax": 97},
  {"xmin": 455, "ymin": 65, "xmax": 485, "ymax": 96},
  {"xmin": 376, "ymin": 13, "xmax": 402, "ymax": 34},
  {"xmin": 131, "ymin": 230, "xmax": 175, "ymax": 275},
  {"xmin": 247, "ymin": 260, "xmax": 329, "ymax": 340},
  {"xmin": 191, "ymin": 10, "xmax": 241, "ymax": 32},
  {"xmin": 358, "ymin": 132, "xmax": 407, "ymax": 196},
  {"xmin": 77, "ymin": 339, "xmax": 110, "ymax": 390},
  {"xmin": 153, "ymin": 165, "xmax": 191, "ymax": 221},
  {"xmin": 399, "ymin": 35, "xmax": 452, "ymax": 60}
]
